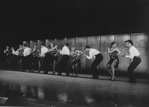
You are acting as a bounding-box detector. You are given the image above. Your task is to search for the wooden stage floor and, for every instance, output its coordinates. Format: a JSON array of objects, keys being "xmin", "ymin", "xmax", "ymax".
[{"xmin": 0, "ymin": 70, "xmax": 149, "ymax": 107}]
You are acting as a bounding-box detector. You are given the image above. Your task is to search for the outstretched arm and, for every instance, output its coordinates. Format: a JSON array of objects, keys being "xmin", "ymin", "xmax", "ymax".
[
  {"xmin": 76, "ymin": 50, "xmax": 83, "ymax": 55},
  {"xmin": 116, "ymin": 48, "xmax": 121, "ymax": 54},
  {"xmin": 53, "ymin": 45, "xmax": 57, "ymax": 49},
  {"xmin": 108, "ymin": 48, "xmax": 117, "ymax": 53}
]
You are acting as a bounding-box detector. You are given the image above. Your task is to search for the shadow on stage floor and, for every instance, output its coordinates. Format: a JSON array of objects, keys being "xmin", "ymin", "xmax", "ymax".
[{"xmin": 0, "ymin": 70, "xmax": 149, "ymax": 107}]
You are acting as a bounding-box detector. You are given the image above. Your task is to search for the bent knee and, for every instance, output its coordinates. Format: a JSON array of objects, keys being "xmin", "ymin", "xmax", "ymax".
[
  {"xmin": 127, "ymin": 67, "xmax": 132, "ymax": 71},
  {"xmin": 106, "ymin": 64, "xmax": 110, "ymax": 69}
]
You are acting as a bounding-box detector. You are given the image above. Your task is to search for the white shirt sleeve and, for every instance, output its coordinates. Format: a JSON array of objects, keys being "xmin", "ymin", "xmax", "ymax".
[
  {"xmin": 41, "ymin": 47, "xmax": 48, "ymax": 57},
  {"xmin": 23, "ymin": 47, "xmax": 31, "ymax": 56},
  {"xmin": 86, "ymin": 50, "xmax": 93, "ymax": 59},
  {"xmin": 60, "ymin": 46, "xmax": 70, "ymax": 55},
  {"xmin": 86, "ymin": 49, "xmax": 100, "ymax": 59},
  {"xmin": 15, "ymin": 50, "xmax": 19, "ymax": 56},
  {"xmin": 12, "ymin": 49, "xmax": 15, "ymax": 55},
  {"xmin": 125, "ymin": 46, "xmax": 140, "ymax": 59}
]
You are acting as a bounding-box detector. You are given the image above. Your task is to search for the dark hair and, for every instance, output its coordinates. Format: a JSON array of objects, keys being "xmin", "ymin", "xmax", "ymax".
[
  {"xmin": 23, "ymin": 43, "xmax": 27, "ymax": 47},
  {"xmin": 48, "ymin": 43, "xmax": 53, "ymax": 48},
  {"xmin": 125, "ymin": 40, "xmax": 133, "ymax": 45},
  {"xmin": 66, "ymin": 43, "xmax": 69, "ymax": 47},
  {"xmin": 110, "ymin": 42, "xmax": 116, "ymax": 48},
  {"xmin": 85, "ymin": 45, "xmax": 91, "ymax": 49},
  {"xmin": 40, "ymin": 43, "xmax": 45, "ymax": 46}
]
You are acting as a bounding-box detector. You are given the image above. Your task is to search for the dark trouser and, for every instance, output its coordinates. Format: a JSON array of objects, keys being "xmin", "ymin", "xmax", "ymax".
[
  {"xmin": 31, "ymin": 56, "xmax": 40, "ymax": 72},
  {"xmin": 9, "ymin": 55, "xmax": 20, "ymax": 70},
  {"xmin": 22, "ymin": 55, "xmax": 32, "ymax": 71},
  {"xmin": 91, "ymin": 53, "xmax": 103, "ymax": 79},
  {"xmin": 40, "ymin": 53, "xmax": 51, "ymax": 74},
  {"xmin": 58, "ymin": 55, "xmax": 69, "ymax": 75},
  {"xmin": 127, "ymin": 56, "xmax": 141, "ymax": 81}
]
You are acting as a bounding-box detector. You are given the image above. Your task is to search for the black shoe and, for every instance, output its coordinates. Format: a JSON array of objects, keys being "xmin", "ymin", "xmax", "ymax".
[
  {"xmin": 44, "ymin": 71, "xmax": 48, "ymax": 74},
  {"xmin": 92, "ymin": 77, "xmax": 99, "ymax": 79},
  {"xmin": 128, "ymin": 80, "xmax": 137, "ymax": 83},
  {"xmin": 52, "ymin": 72, "xmax": 56, "ymax": 75},
  {"xmin": 57, "ymin": 73, "xmax": 62, "ymax": 76},
  {"xmin": 66, "ymin": 74, "xmax": 70, "ymax": 76},
  {"xmin": 70, "ymin": 74, "xmax": 74, "ymax": 77},
  {"xmin": 110, "ymin": 77, "xmax": 115, "ymax": 81}
]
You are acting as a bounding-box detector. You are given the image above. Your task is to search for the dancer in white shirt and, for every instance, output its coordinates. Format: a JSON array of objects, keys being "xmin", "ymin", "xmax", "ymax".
[
  {"xmin": 57, "ymin": 43, "xmax": 70, "ymax": 76},
  {"xmin": 21, "ymin": 43, "xmax": 32, "ymax": 72},
  {"xmin": 84, "ymin": 45, "xmax": 103, "ymax": 79},
  {"xmin": 40, "ymin": 43, "xmax": 49, "ymax": 74},
  {"xmin": 124, "ymin": 40, "xmax": 141, "ymax": 83}
]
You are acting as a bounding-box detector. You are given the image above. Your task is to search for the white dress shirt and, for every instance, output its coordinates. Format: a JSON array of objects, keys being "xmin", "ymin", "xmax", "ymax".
[
  {"xmin": 60, "ymin": 45, "xmax": 70, "ymax": 55},
  {"xmin": 125, "ymin": 46, "xmax": 140, "ymax": 59},
  {"xmin": 40, "ymin": 46, "xmax": 49, "ymax": 57},
  {"xmin": 23, "ymin": 47, "xmax": 31, "ymax": 57},
  {"xmin": 86, "ymin": 48, "xmax": 100, "ymax": 59},
  {"xmin": 13, "ymin": 50, "xmax": 19, "ymax": 56}
]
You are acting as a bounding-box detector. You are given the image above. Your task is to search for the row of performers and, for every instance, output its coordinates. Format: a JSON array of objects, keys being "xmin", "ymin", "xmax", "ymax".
[{"xmin": 4, "ymin": 40, "xmax": 141, "ymax": 83}]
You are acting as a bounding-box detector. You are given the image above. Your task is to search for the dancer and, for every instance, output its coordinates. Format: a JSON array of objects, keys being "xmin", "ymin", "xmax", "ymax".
[
  {"xmin": 17, "ymin": 44, "xmax": 24, "ymax": 70},
  {"xmin": 31, "ymin": 44, "xmax": 41, "ymax": 72},
  {"xmin": 48, "ymin": 43, "xmax": 58, "ymax": 74},
  {"xmin": 4, "ymin": 46, "xmax": 12, "ymax": 69},
  {"xmin": 124, "ymin": 40, "xmax": 141, "ymax": 83},
  {"xmin": 21, "ymin": 43, "xmax": 32, "ymax": 71},
  {"xmin": 18, "ymin": 44, "xmax": 24, "ymax": 56},
  {"xmin": 10, "ymin": 45, "xmax": 24, "ymax": 70},
  {"xmin": 4, "ymin": 46, "xmax": 11, "ymax": 56},
  {"xmin": 70, "ymin": 46, "xmax": 83, "ymax": 77},
  {"xmin": 106, "ymin": 42, "xmax": 121, "ymax": 81},
  {"xmin": 57, "ymin": 43, "xmax": 70, "ymax": 76},
  {"xmin": 84, "ymin": 45, "xmax": 103, "ymax": 79},
  {"xmin": 40, "ymin": 43, "xmax": 49, "ymax": 74}
]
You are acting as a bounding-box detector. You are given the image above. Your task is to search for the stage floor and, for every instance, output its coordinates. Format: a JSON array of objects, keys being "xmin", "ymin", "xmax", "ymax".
[{"xmin": 0, "ymin": 70, "xmax": 149, "ymax": 107}]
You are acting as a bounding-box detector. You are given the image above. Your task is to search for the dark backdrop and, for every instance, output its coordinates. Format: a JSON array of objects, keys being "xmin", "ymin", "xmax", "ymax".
[{"xmin": 0, "ymin": 0, "xmax": 149, "ymax": 68}]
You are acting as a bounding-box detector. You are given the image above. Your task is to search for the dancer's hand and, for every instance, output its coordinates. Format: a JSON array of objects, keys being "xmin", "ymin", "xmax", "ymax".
[
  {"xmin": 121, "ymin": 54, "xmax": 126, "ymax": 57},
  {"xmin": 83, "ymin": 54, "xmax": 87, "ymax": 57}
]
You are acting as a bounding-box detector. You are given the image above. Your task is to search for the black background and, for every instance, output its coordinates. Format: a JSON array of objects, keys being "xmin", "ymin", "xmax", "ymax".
[{"xmin": 0, "ymin": 0, "xmax": 149, "ymax": 48}]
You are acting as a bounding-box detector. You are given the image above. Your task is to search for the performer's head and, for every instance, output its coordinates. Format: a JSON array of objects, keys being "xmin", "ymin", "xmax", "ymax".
[
  {"xmin": 6, "ymin": 46, "xmax": 9, "ymax": 49},
  {"xmin": 125, "ymin": 40, "xmax": 133, "ymax": 48},
  {"xmin": 11, "ymin": 47, "xmax": 14, "ymax": 50},
  {"xmin": 110, "ymin": 42, "xmax": 117, "ymax": 48},
  {"xmin": 66, "ymin": 43, "xmax": 69, "ymax": 47},
  {"xmin": 19, "ymin": 44, "xmax": 23, "ymax": 48},
  {"xmin": 23, "ymin": 43, "xmax": 27, "ymax": 47},
  {"xmin": 85, "ymin": 45, "xmax": 91, "ymax": 52}
]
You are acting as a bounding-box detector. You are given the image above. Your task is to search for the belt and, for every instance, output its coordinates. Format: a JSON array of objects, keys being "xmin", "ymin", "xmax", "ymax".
[
  {"xmin": 95, "ymin": 53, "xmax": 101, "ymax": 56},
  {"xmin": 134, "ymin": 56, "xmax": 140, "ymax": 58}
]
